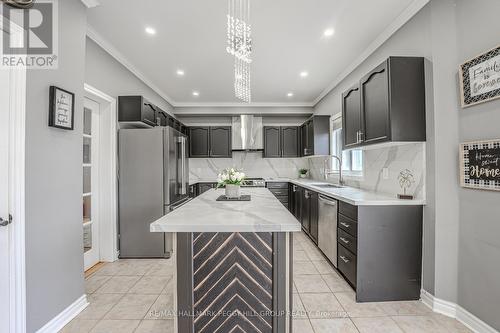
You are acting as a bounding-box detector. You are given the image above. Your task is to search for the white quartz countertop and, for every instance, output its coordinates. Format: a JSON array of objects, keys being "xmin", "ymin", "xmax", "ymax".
[
  {"xmin": 150, "ymin": 187, "xmax": 301, "ymax": 233},
  {"xmin": 266, "ymin": 178, "xmax": 426, "ymax": 206}
]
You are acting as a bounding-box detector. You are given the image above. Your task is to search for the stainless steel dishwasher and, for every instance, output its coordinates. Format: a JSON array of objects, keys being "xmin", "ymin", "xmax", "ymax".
[{"xmin": 318, "ymin": 194, "xmax": 338, "ymax": 267}]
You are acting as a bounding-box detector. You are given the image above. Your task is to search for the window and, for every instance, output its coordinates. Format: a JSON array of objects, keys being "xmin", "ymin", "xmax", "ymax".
[{"xmin": 331, "ymin": 116, "xmax": 363, "ymax": 176}]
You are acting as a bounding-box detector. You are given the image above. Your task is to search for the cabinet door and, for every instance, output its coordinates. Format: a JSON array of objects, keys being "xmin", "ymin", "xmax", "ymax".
[
  {"xmin": 293, "ymin": 186, "xmax": 302, "ymax": 221},
  {"xmin": 189, "ymin": 127, "xmax": 210, "ymax": 158},
  {"xmin": 361, "ymin": 61, "xmax": 390, "ymax": 144},
  {"xmin": 210, "ymin": 126, "xmax": 232, "ymax": 158},
  {"xmin": 309, "ymin": 191, "xmax": 319, "ymax": 244},
  {"xmin": 198, "ymin": 183, "xmax": 215, "ymax": 195},
  {"xmin": 263, "ymin": 126, "xmax": 281, "ymax": 158},
  {"xmin": 281, "ymin": 126, "xmax": 299, "ymax": 157},
  {"xmin": 307, "ymin": 120, "xmax": 314, "ymax": 155},
  {"xmin": 342, "ymin": 85, "xmax": 362, "ymax": 148},
  {"xmin": 301, "ymin": 124, "xmax": 308, "ymax": 156},
  {"xmin": 301, "ymin": 190, "xmax": 311, "ymax": 233}
]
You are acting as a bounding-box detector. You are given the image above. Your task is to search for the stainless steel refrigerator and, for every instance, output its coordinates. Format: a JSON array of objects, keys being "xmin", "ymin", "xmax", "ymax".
[{"xmin": 118, "ymin": 127, "xmax": 189, "ymax": 258}]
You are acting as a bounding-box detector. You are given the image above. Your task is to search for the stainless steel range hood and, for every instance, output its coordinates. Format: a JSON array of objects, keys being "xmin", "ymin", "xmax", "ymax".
[{"xmin": 231, "ymin": 115, "xmax": 263, "ymax": 151}]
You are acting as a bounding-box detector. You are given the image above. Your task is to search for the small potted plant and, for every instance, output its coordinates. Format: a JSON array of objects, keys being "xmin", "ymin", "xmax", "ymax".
[
  {"xmin": 217, "ymin": 168, "xmax": 246, "ymax": 198},
  {"xmin": 397, "ymin": 169, "xmax": 415, "ymax": 200},
  {"xmin": 299, "ymin": 168, "xmax": 309, "ymax": 179}
]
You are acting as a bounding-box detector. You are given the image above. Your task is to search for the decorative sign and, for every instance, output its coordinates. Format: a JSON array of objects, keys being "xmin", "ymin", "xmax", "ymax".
[
  {"xmin": 459, "ymin": 45, "xmax": 500, "ymax": 108},
  {"xmin": 460, "ymin": 139, "xmax": 500, "ymax": 191},
  {"xmin": 49, "ymin": 86, "xmax": 75, "ymax": 130}
]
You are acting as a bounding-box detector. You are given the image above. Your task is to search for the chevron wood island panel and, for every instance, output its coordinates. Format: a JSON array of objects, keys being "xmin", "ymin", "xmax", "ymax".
[{"xmin": 176, "ymin": 232, "xmax": 291, "ymax": 333}]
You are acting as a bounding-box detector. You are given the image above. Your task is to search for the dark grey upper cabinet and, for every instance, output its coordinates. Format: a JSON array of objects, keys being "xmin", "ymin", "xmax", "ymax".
[
  {"xmin": 118, "ymin": 96, "xmax": 158, "ymax": 127},
  {"xmin": 264, "ymin": 126, "xmax": 299, "ymax": 158},
  {"xmin": 281, "ymin": 126, "xmax": 299, "ymax": 157},
  {"xmin": 189, "ymin": 126, "xmax": 232, "ymax": 158},
  {"xmin": 361, "ymin": 61, "xmax": 390, "ymax": 145},
  {"xmin": 301, "ymin": 116, "xmax": 330, "ymax": 157},
  {"xmin": 210, "ymin": 126, "xmax": 232, "ymax": 158},
  {"xmin": 189, "ymin": 127, "xmax": 210, "ymax": 158},
  {"xmin": 343, "ymin": 57, "xmax": 426, "ymax": 149},
  {"xmin": 342, "ymin": 85, "xmax": 362, "ymax": 148},
  {"xmin": 263, "ymin": 126, "xmax": 281, "ymax": 158}
]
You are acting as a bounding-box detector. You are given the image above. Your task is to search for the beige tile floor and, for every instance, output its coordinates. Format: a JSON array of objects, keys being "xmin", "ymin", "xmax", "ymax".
[{"xmin": 61, "ymin": 232, "xmax": 471, "ymax": 333}]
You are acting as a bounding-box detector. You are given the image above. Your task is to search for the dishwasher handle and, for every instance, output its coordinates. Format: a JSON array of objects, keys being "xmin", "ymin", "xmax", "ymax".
[{"xmin": 318, "ymin": 195, "xmax": 337, "ymax": 206}]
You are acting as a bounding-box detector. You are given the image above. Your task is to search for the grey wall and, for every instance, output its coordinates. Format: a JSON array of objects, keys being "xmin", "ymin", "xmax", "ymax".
[
  {"xmin": 85, "ymin": 37, "xmax": 174, "ymax": 115},
  {"xmin": 455, "ymin": 0, "xmax": 500, "ymax": 329},
  {"xmin": 24, "ymin": 1, "xmax": 87, "ymax": 332},
  {"xmin": 314, "ymin": 0, "xmax": 500, "ymax": 329}
]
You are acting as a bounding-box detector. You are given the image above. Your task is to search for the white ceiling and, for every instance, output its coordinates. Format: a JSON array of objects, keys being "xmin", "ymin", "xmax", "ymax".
[{"xmin": 87, "ymin": 0, "xmax": 423, "ymax": 106}]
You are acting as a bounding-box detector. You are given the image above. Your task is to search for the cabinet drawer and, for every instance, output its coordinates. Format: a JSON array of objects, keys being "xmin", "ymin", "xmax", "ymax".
[
  {"xmin": 339, "ymin": 201, "xmax": 358, "ymax": 221},
  {"xmin": 338, "ymin": 245, "xmax": 357, "ymax": 288},
  {"xmin": 338, "ymin": 229, "xmax": 357, "ymax": 255},
  {"xmin": 276, "ymin": 196, "xmax": 288, "ymax": 204},
  {"xmin": 269, "ymin": 188, "xmax": 289, "ymax": 196},
  {"xmin": 267, "ymin": 182, "xmax": 288, "ymax": 189},
  {"xmin": 338, "ymin": 214, "xmax": 358, "ymax": 237}
]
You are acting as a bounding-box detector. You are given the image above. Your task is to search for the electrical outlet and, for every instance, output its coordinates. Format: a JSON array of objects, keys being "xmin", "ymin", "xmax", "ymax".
[{"xmin": 382, "ymin": 168, "xmax": 389, "ymax": 180}]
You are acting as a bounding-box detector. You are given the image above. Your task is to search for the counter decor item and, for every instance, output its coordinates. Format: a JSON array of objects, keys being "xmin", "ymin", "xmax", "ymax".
[
  {"xmin": 459, "ymin": 45, "xmax": 500, "ymax": 108},
  {"xmin": 299, "ymin": 168, "xmax": 309, "ymax": 179},
  {"xmin": 460, "ymin": 139, "xmax": 500, "ymax": 191},
  {"xmin": 217, "ymin": 168, "xmax": 246, "ymax": 198},
  {"xmin": 49, "ymin": 86, "xmax": 75, "ymax": 130},
  {"xmin": 397, "ymin": 169, "xmax": 415, "ymax": 200}
]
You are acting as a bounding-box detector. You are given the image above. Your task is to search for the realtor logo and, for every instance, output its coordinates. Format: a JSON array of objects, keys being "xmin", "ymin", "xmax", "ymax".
[{"xmin": 1, "ymin": 0, "xmax": 58, "ymax": 69}]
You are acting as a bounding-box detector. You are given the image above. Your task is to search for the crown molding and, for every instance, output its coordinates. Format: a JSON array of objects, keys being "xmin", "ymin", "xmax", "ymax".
[
  {"xmin": 174, "ymin": 102, "xmax": 315, "ymax": 108},
  {"xmin": 86, "ymin": 24, "xmax": 176, "ymax": 106},
  {"xmin": 312, "ymin": 0, "xmax": 430, "ymax": 106},
  {"xmin": 81, "ymin": 0, "xmax": 100, "ymax": 8}
]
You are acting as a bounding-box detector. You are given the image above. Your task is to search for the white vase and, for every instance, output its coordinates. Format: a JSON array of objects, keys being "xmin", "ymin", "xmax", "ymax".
[{"xmin": 225, "ymin": 184, "xmax": 241, "ymax": 198}]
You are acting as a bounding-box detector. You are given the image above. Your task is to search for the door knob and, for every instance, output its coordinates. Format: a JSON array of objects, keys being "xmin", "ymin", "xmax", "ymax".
[{"xmin": 0, "ymin": 215, "xmax": 12, "ymax": 227}]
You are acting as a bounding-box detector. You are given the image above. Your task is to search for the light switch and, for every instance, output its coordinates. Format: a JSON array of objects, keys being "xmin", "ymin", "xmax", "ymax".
[{"xmin": 382, "ymin": 168, "xmax": 389, "ymax": 180}]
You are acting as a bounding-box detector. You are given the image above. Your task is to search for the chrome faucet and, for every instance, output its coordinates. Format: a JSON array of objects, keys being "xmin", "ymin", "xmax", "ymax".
[{"xmin": 324, "ymin": 155, "xmax": 344, "ymax": 186}]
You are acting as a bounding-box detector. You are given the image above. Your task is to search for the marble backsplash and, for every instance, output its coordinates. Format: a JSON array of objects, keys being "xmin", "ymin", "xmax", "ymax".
[
  {"xmin": 189, "ymin": 151, "xmax": 308, "ymax": 182},
  {"xmin": 307, "ymin": 143, "xmax": 426, "ymax": 199}
]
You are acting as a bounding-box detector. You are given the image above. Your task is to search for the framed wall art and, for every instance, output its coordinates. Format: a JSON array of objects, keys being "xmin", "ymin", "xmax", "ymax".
[
  {"xmin": 49, "ymin": 86, "xmax": 75, "ymax": 130},
  {"xmin": 460, "ymin": 139, "xmax": 500, "ymax": 191},
  {"xmin": 459, "ymin": 45, "xmax": 500, "ymax": 108}
]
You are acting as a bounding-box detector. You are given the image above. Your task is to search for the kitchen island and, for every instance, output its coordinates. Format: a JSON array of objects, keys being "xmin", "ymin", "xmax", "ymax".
[{"xmin": 151, "ymin": 187, "xmax": 301, "ymax": 333}]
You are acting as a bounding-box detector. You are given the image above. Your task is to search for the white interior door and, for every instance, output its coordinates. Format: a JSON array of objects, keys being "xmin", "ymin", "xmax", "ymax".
[
  {"xmin": 0, "ymin": 53, "xmax": 12, "ymax": 333},
  {"xmin": 83, "ymin": 98, "xmax": 101, "ymax": 271}
]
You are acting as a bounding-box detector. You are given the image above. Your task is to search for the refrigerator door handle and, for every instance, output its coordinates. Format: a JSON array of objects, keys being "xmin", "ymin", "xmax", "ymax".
[{"xmin": 180, "ymin": 137, "xmax": 187, "ymax": 195}]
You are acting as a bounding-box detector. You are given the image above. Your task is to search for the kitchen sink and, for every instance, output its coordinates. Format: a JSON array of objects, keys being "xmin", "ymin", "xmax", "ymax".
[{"xmin": 311, "ymin": 184, "xmax": 345, "ymax": 189}]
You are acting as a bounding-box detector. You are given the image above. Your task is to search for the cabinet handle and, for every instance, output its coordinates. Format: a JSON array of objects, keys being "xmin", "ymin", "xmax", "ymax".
[
  {"xmin": 340, "ymin": 256, "xmax": 350, "ymax": 263},
  {"xmin": 340, "ymin": 222, "xmax": 350, "ymax": 228},
  {"xmin": 359, "ymin": 131, "xmax": 364, "ymax": 142},
  {"xmin": 340, "ymin": 237, "xmax": 350, "ymax": 244}
]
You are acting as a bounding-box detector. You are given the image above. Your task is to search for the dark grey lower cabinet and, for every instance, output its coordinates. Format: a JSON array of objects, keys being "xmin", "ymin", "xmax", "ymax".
[
  {"xmin": 337, "ymin": 202, "xmax": 423, "ymax": 302},
  {"xmin": 266, "ymin": 182, "xmax": 289, "ymax": 209},
  {"xmin": 301, "ymin": 190, "xmax": 311, "ymax": 234},
  {"xmin": 197, "ymin": 183, "xmax": 217, "ymax": 195}
]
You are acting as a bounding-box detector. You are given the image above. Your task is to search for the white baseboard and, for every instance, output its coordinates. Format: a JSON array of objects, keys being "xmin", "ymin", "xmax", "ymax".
[
  {"xmin": 421, "ymin": 290, "xmax": 498, "ymax": 333},
  {"xmin": 36, "ymin": 295, "xmax": 88, "ymax": 333}
]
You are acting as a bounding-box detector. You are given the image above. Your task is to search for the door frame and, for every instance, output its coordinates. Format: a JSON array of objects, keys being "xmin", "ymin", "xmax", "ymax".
[
  {"xmin": 2, "ymin": 16, "xmax": 27, "ymax": 333},
  {"xmin": 84, "ymin": 84, "xmax": 118, "ymax": 264}
]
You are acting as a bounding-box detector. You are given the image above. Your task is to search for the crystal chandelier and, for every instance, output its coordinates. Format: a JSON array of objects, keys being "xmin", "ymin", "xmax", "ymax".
[{"xmin": 226, "ymin": 0, "xmax": 252, "ymax": 102}]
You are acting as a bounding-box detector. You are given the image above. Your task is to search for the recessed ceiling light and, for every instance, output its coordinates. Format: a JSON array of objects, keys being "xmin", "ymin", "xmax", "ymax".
[
  {"xmin": 300, "ymin": 71, "xmax": 309, "ymax": 78},
  {"xmin": 192, "ymin": 91, "xmax": 200, "ymax": 97},
  {"xmin": 323, "ymin": 28, "xmax": 335, "ymax": 37},
  {"xmin": 145, "ymin": 27, "xmax": 156, "ymax": 35},
  {"xmin": 287, "ymin": 92, "xmax": 294, "ymax": 97},
  {"xmin": 176, "ymin": 69, "xmax": 185, "ymax": 76}
]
